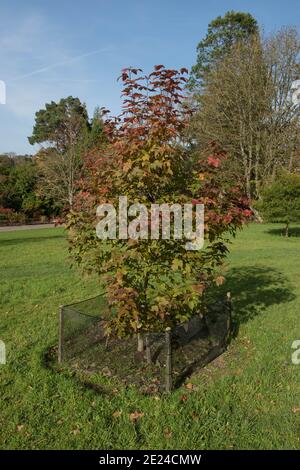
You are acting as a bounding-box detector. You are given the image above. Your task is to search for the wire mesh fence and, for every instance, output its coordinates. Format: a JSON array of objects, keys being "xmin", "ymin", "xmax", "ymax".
[{"xmin": 58, "ymin": 293, "xmax": 232, "ymax": 393}]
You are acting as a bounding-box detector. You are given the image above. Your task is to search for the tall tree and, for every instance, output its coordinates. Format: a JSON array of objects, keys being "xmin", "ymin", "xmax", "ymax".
[
  {"xmin": 28, "ymin": 96, "xmax": 89, "ymax": 152},
  {"xmin": 263, "ymin": 28, "xmax": 300, "ymax": 175},
  {"xmin": 191, "ymin": 28, "xmax": 300, "ymax": 199},
  {"xmin": 29, "ymin": 97, "xmax": 105, "ymax": 209},
  {"xmin": 190, "ymin": 10, "xmax": 258, "ymax": 88}
]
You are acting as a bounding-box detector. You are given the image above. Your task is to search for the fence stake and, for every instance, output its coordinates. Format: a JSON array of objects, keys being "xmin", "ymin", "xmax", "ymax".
[
  {"xmin": 165, "ymin": 327, "xmax": 172, "ymax": 393},
  {"xmin": 58, "ymin": 305, "xmax": 64, "ymax": 364}
]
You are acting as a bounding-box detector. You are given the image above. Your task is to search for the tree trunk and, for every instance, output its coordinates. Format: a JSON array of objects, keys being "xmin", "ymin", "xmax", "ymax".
[
  {"xmin": 137, "ymin": 333, "xmax": 144, "ymax": 352},
  {"xmin": 285, "ymin": 222, "xmax": 289, "ymax": 238},
  {"xmin": 145, "ymin": 334, "xmax": 151, "ymax": 364},
  {"xmin": 250, "ymin": 206, "xmax": 263, "ymax": 223}
]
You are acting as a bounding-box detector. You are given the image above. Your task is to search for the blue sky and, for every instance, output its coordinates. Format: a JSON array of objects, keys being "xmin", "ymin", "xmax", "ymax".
[{"xmin": 0, "ymin": 0, "xmax": 300, "ymax": 154}]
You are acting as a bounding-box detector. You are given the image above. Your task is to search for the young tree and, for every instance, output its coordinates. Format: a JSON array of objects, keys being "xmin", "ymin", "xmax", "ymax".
[
  {"xmin": 190, "ymin": 10, "xmax": 258, "ymax": 88},
  {"xmin": 68, "ymin": 66, "xmax": 251, "ymax": 351},
  {"xmin": 255, "ymin": 172, "xmax": 300, "ymax": 237}
]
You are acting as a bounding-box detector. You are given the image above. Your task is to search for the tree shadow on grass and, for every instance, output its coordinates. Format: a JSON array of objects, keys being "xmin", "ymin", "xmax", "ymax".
[
  {"xmin": 217, "ymin": 266, "xmax": 295, "ymax": 338},
  {"xmin": 266, "ymin": 227, "xmax": 300, "ymax": 238},
  {"xmin": 0, "ymin": 234, "xmax": 65, "ymax": 246},
  {"xmin": 42, "ymin": 345, "xmax": 112, "ymax": 396}
]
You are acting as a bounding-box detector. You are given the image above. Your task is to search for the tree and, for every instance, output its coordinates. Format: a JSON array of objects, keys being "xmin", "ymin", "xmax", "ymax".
[
  {"xmin": 191, "ymin": 28, "xmax": 300, "ymax": 199},
  {"xmin": 255, "ymin": 172, "xmax": 300, "ymax": 237},
  {"xmin": 263, "ymin": 28, "xmax": 300, "ymax": 175},
  {"xmin": 67, "ymin": 66, "xmax": 251, "ymax": 351},
  {"xmin": 0, "ymin": 158, "xmax": 38, "ymax": 212},
  {"xmin": 190, "ymin": 10, "xmax": 258, "ymax": 88},
  {"xmin": 89, "ymin": 107, "xmax": 106, "ymax": 148},
  {"xmin": 28, "ymin": 96, "xmax": 89, "ymax": 152},
  {"xmin": 0, "ymin": 156, "xmax": 57, "ymax": 218},
  {"xmin": 29, "ymin": 97, "xmax": 105, "ymax": 209}
]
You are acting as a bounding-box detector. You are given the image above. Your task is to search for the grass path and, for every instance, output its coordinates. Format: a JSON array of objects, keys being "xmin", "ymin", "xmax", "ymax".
[{"xmin": 0, "ymin": 224, "xmax": 299, "ymax": 449}]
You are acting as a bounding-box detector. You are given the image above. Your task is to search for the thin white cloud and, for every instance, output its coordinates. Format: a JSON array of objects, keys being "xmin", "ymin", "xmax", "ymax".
[
  {"xmin": 0, "ymin": 10, "xmax": 118, "ymax": 152},
  {"xmin": 12, "ymin": 48, "xmax": 112, "ymax": 81},
  {"xmin": 0, "ymin": 13, "xmax": 44, "ymax": 53}
]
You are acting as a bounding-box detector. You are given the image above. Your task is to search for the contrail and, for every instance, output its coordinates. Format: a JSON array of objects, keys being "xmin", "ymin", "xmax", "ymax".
[{"xmin": 12, "ymin": 48, "xmax": 109, "ymax": 81}]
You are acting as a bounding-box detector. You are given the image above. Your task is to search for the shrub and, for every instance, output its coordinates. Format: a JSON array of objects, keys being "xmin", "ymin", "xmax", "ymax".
[{"xmin": 255, "ymin": 171, "xmax": 300, "ymax": 236}]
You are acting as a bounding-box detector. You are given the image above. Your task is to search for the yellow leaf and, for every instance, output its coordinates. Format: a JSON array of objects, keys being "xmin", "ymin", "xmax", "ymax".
[
  {"xmin": 185, "ymin": 382, "xmax": 194, "ymax": 390},
  {"xmin": 71, "ymin": 427, "xmax": 81, "ymax": 435},
  {"xmin": 215, "ymin": 275, "xmax": 225, "ymax": 286},
  {"xmin": 172, "ymin": 259, "xmax": 182, "ymax": 271},
  {"xmin": 129, "ymin": 411, "xmax": 144, "ymax": 422},
  {"xmin": 123, "ymin": 160, "xmax": 133, "ymax": 172},
  {"xmin": 164, "ymin": 429, "xmax": 172, "ymax": 439}
]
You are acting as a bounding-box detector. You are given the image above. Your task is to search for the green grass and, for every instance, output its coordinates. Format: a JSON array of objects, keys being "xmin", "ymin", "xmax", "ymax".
[{"xmin": 0, "ymin": 224, "xmax": 300, "ymax": 449}]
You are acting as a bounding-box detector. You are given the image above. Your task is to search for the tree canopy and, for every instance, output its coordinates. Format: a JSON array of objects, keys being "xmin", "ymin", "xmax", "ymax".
[
  {"xmin": 190, "ymin": 28, "xmax": 300, "ymax": 199},
  {"xmin": 28, "ymin": 96, "xmax": 90, "ymax": 152},
  {"xmin": 190, "ymin": 10, "xmax": 258, "ymax": 88}
]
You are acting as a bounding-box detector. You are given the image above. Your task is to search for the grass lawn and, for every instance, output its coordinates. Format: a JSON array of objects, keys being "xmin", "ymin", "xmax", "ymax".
[{"xmin": 0, "ymin": 223, "xmax": 300, "ymax": 449}]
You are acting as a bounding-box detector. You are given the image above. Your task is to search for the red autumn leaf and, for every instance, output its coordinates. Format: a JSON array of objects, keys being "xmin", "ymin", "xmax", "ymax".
[
  {"xmin": 223, "ymin": 214, "xmax": 233, "ymax": 223},
  {"xmin": 243, "ymin": 209, "xmax": 252, "ymax": 217},
  {"xmin": 207, "ymin": 156, "xmax": 221, "ymax": 168}
]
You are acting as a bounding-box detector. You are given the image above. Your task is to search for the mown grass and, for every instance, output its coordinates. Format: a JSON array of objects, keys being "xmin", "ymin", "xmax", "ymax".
[{"xmin": 0, "ymin": 224, "xmax": 300, "ymax": 449}]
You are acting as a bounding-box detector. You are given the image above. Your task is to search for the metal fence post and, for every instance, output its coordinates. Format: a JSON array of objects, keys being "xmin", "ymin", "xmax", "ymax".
[
  {"xmin": 58, "ymin": 305, "xmax": 64, "ymax": 364},
  {"xmin": 165, "ymin": 327, "xmax": 172, "ymax": 393}
]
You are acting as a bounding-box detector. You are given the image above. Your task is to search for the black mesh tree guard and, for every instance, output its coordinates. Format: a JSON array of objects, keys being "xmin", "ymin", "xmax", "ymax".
[{"xmin": 58, "ymin": 293, "xmax": 232, "ymax": 393}]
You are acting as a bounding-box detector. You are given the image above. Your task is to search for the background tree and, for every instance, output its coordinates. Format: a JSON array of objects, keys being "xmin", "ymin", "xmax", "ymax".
[
  {"xmin": 29, "ymin": 97, "xmax": 105, "ymax": 209},
  {"xmin": 191, "ymin": 28, "xmax": 300, "ymax": 199},
  {"xmin": 28, "ymin": 96, "xmax": 89, "ymax": 152},
  {"xmin": 0, "ymin": 155, "xmax": 57, "ymax": 220},
  {"xmin": 68, "ymin": 66, "xmax": 251, "ymax": 352},
  {"xmin": 2, "ymin": 159, "xmax": 39, "ymax": 212},
  {"xmin": 263, "ymin": 28, "xmax": 300, "ymax": 175},
  {"xmin": 255, "ymin": 171, "xmax": 300, "ymax": 237},
  {"xmin": 190, "ymin": 10, "xmax": 258, "ymax": 88},
  {"xmin": 89, "ymin": 107, "xmax": 106, "ymax": 148}
]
